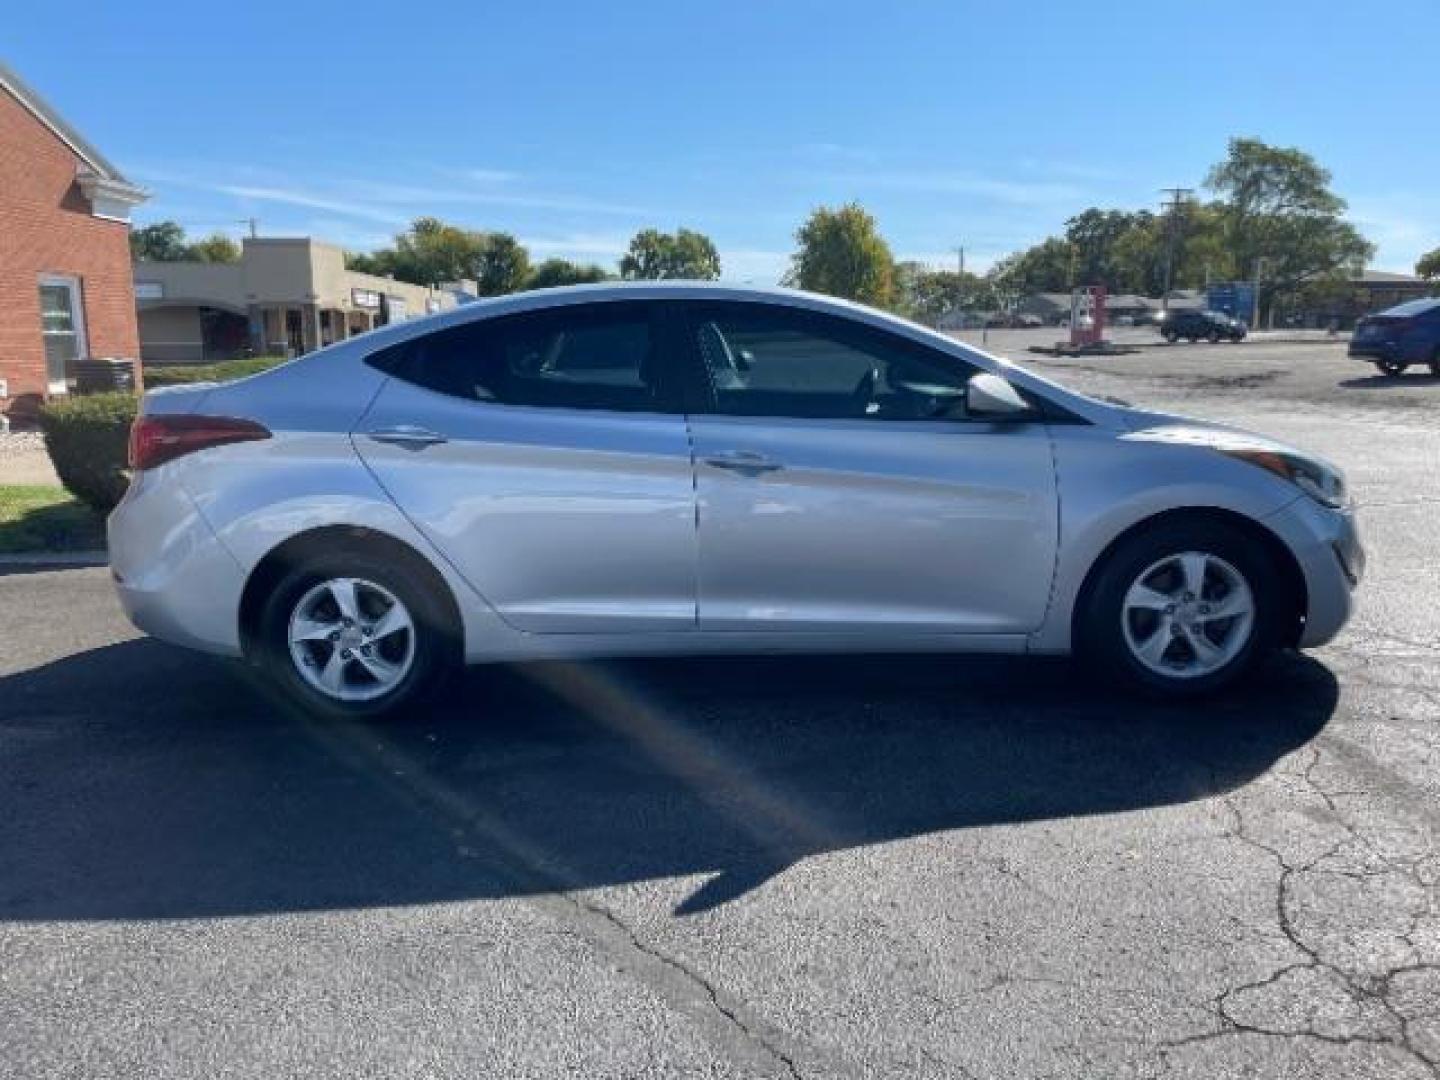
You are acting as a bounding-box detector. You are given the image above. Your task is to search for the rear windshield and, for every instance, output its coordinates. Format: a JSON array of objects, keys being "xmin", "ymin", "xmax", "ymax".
[{"xmin": 1377, "ymin": 298, "xmax": 1440, "ymax": 318}]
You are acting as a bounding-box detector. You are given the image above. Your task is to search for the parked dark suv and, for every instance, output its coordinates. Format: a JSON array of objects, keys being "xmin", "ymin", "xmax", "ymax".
[
  {"xmin": 1158, "ymin": 309, "xmax": 1248, "ymax": 343},
  {"xmin": 1348, "ymin": 298, "xmax": 1440, "ymax": 377}
]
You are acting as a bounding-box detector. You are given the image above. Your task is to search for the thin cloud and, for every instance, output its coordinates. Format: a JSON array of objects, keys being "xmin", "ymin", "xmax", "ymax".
[
  {"xmin": 216, "ymin": 185, "xmax": 409, "ymax": 225},
  {"xmin": 809, "ymin": 169, "xmax": 1087, "ymax": 206}
]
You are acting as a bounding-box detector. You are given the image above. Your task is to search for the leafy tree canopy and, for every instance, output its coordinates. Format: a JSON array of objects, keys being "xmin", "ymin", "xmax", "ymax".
[
  {"xmin": 619, "ymin": 228, "xmax": 721, "ymax": 280},
  {"xmin": 130, "ymin": 220, "xmax": 240, "ymax": 263},
  {"xmin": 1416, "ymin": 247, "xmax": 1440, "ymax": 281},
  {"xmin": 527, "ymin": 258, "xmax": 610, "ymax": 289},
  {"xmin": 788, "ymin": 203, "xmax": 895, "ymax": 307}
]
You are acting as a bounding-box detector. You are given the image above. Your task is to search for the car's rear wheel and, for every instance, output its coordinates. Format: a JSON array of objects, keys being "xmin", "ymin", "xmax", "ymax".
[
  {"xmin": 1207, "ymin": 328, "xmax": 1222, "ymax": 343},
  {"xmin": 256, "ymin": 550, "xmax": 455, "ymax": 720},
  {"xmin": 1078, "ymin": 520, "xmax": 1281, "ymax": 697},
  {"xmin": 1163, "ymin": 329, "xmax": 1179, "ymax": 343},
  {"xmin": 1376, "ymin": 357, "xmax": 1408, "ymax": 377}
]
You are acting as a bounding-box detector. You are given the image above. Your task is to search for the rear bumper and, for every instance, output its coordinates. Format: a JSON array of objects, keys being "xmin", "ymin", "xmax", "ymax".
[
  {"xmin": 1264, "ymin": 496, "xmax": 1364, "ymax": 648},
  {"xmin": 107, "ymin": 469, "xmax": 246, "ymax": 657}
]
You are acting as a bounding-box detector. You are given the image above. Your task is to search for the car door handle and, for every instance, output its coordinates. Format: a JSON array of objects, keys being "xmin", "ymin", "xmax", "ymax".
[
  {"xmin": 367, "ymin": 425, "xmax": 448, "ymax": 449},
  {"xmin": 704, "ymin": 451, "xmax": 783, "ymax": 475}
]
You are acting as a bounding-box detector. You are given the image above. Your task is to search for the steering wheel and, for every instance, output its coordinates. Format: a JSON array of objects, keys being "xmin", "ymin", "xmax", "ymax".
[{"xmin": 850, "ymin": 367, "xmax": 878, "ymax": 417}]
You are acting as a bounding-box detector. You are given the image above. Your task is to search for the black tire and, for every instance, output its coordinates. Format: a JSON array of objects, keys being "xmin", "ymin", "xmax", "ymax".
[
  {"xmin": 1375, "ymin": 357, "xmax": 1408, "ymax": 377},
  {"xmin": 1207, "ymin": 329, "xmax": 1222, "ymax": 343},
  {"xmin": 254, "ymin": 548, "xmax": 457, "ymax": 721},
  {"xmin": 1429, "ymin": 349, "xmax": 1440, "ymax": 377},
  {"xmin": 1076, "ymin": 519, "xmax": 1283, "ymax": 698},
  {"xmin": 1187, "ymin": 335, "xmax": 1199, "ymax": 343},
  {"xmin": 1163, "ymin": 329, "xmax": 1179, "ymax": 343}
]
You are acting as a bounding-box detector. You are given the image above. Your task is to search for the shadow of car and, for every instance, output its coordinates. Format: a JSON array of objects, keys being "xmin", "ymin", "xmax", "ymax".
[{"xmin": 0, "ymin": 639, "xmax": 1337, "ymax": 920}]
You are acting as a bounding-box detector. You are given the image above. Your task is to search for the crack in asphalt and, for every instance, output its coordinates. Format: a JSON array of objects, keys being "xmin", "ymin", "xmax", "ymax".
[
  {"xmin": 1158, "ymin": 744, "xmax": 1440, "ymax": 1075},
  {"xmin": 569, "ymin": 893, "xmax": 808, "ymax": 1080}
]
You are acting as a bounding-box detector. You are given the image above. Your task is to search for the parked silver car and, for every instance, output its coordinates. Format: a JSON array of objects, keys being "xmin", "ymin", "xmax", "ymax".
[{"xmin": 109, "ymin": 283, "xmax": 1363, "ymax": 719}]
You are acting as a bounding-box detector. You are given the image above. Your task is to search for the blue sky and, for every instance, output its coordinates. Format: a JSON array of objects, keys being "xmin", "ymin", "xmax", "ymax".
[{"xmin": 8, "ymin": 1, "xmax": 1437, "ymax": 281}]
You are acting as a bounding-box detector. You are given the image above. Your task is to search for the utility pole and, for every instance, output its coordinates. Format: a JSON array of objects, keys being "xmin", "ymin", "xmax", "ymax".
[
  {"xmin": 1253, "ymin": 256, "xmax": 1266, "ymax": 331},
  {"xmin": 237, "ymin": 217, "xmax": 259, "ymax": 239},
  {"xmin": 1159, "ymin": 187, "xmax": 1193, "ymax": 313}
]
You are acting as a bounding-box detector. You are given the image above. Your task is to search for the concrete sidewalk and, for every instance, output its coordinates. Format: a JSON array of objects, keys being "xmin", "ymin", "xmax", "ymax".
[{"xmin": 0, "ymin": 433, "xmax": 60, "ymax": 486}]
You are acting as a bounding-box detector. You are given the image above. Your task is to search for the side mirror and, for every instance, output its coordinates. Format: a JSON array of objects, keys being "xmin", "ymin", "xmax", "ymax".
[
  {"xmin": 735, "ymin": 348, "xmax": 754, "ymax": 371},
  {"xmin": 966, "ymin": 372, "xmax": 1032, "ymax": 420}
]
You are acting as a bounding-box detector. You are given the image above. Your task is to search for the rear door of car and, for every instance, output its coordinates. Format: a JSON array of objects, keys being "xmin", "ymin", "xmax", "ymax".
[{"xmin": 355, "ymin": 301, "xmax": 698, "ymax": 634}]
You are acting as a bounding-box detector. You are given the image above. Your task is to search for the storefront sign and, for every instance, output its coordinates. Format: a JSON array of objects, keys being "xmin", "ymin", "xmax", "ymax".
[
  {"xmin": 387, "ymin": 296, "xmax": 408, "ymax": 321},
  {"xmin": 134, "ymin": 282, "xmax": 164, "ymax": 300},
  {"xmin": 351, "ymin": 288, "xmax": 381, "ymax": 309}
]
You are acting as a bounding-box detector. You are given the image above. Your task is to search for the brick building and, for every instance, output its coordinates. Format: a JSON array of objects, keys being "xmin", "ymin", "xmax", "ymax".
[{"xmin": 0, "ymin": 61, "xmax": 146, "ymax": 421}]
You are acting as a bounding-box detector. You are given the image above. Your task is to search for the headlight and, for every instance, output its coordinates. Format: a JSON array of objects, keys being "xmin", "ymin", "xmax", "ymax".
[{"xmin": 1221, "ymin": 448, "xmax": 1349, "ymax": 508}]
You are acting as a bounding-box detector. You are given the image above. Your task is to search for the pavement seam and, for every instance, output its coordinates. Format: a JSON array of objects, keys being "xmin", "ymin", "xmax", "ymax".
[{"xmin": 296, "ymin": 715, "xmax": 831, "ymax": 1079}]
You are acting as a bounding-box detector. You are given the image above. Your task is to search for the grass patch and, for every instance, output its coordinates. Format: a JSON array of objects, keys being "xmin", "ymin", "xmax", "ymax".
[
  {"xmin": 145, "ymin": 355, "xmax": 289, "ymax": 388},
  {"xmin": 0, "ymin": 485, "xmax": 106, "ymax": 554}
]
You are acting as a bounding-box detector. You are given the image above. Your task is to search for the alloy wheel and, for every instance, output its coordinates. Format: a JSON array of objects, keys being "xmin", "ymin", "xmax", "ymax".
[
  {"xmin": 287, "ymin": 577, "xmax": 416, "ymax": 701},
  {"xmin": 1120, "ymin": 551, "xmax": 1255, "ymax": 680}
]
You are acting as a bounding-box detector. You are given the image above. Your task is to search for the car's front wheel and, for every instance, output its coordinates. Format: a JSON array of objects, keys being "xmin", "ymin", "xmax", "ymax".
[
  {"xmin": 1078, "ymin": 520, "xmax": 1281, "ymax": 697},
  {"xmin": 1376, "ymin": 357, "xmax": 1408, "ymax": 377},
  {"xmin": 256, "ymin": 550, "xmax": 455, "ymax": 720}
]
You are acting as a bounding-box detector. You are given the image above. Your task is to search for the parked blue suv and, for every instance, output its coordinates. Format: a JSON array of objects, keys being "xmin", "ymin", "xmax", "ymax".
[{"xmin": 1349, "ymin": 298, "xmax": 1440, "ymax": 376}]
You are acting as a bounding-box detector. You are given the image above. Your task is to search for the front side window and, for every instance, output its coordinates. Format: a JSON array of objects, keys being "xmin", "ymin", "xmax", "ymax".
[
  {"xmin": 368, "ymin": 302, "xmax": 669, "ymax": 412},
  {"xmin": 686, "ymin": 303, "xmax": 976, "ymax": 421}
]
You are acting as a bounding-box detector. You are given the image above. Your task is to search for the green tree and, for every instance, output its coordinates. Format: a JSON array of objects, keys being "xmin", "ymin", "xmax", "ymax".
[
  {"xmin": 895, "ymin": 262, "xmax": 996, "ymax": 323},
  {"xmin": 619, "ymin": 228, "xmax": 721, "ymax": 280},
  {"xmin": 787, "ymin": 203, "xmax": 895, "ymax": 306},
  {"xmin": 1064, "ymin": 209, "xmax": 1146, "ymax": 290},
  {"xmin": 527, "ymin": 258, "xmax": 610, "ymax": 289},
  {"xmin": 987, "ymin": 236, "xmax": 1073, "ymax": 295},
  {"xmin": 393, "ymin": 217, "xmax": 486, "ymax": 285},
  {"xmin": 1417, "ymin": 247, "xmax": 1440, "ymax": 281},
  {"xmin": 473, "ymin": 232, "xmax": 532, "ymax": 296},
  {"xmin": 185, "ymin": 233, "xmax": 241, "ymax": 263},
  {"xmin": 1204, "ymin": 137, "xmax": 1373, "ymax": 315},
  {"xmin": 130, "ymin": 220, "xmax": 191, "ymax": 262}
]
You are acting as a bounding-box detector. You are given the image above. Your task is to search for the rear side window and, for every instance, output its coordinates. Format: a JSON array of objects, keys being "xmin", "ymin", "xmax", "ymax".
[{"xmin": 366, "ymin": 302, "xmax": 670, "ymax": 412}]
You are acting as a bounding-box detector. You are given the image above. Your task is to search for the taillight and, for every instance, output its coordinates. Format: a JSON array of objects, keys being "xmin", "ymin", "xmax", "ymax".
[{"xmin": 128, "ymin": 414, "xmax": 270, "ymax": 470}]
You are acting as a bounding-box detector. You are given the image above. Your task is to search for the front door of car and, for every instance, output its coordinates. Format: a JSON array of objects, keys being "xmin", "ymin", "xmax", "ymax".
[
  {"xmin": 355, "ymin": 301, "xmax": 697, "ymax": 634},
  {"xmin": 679, "ymin": 302, "xmax": 1059, "ymax": 634}
]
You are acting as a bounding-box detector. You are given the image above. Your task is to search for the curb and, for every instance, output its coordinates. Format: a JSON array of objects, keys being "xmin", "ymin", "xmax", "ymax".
[
  {"xmin": 1127, "ymin": 337, "xmax": 1350, "ymax": 350},
  {"xmin": 0, "ymin": 550, "xmax": 108, "ymax": 568}
]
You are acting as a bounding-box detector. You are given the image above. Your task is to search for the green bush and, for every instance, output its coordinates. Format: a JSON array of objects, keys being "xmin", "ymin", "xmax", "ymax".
[
  {"xmin": 38, "ymin": 392, "xmax": 138, "ymax": 514},
  {"xmin": 145, "ymin": 355, "xmax": 288, "ymax": 388}
]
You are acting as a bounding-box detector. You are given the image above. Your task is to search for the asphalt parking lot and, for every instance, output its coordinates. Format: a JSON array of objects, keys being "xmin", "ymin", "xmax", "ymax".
[{"xmin": 2, "ymin": 338, "xmax": 1438, "ymax": 1078}]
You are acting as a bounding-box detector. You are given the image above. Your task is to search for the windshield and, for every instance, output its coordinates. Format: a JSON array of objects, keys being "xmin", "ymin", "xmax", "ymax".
[{"xmin": 1377, "ymin": 298, "xmax": 1440, "ymax": 318}]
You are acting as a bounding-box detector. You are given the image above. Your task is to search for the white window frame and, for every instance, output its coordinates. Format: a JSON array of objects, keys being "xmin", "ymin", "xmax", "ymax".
[{"xmin": 37, "ymin": 273, "xmax": 88, "ymax": 396}]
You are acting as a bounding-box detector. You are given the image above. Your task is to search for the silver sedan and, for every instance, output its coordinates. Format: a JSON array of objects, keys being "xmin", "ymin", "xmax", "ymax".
[{"xmin": 109, "ymin": 283, "xmax": 1363, "ymax": 720}]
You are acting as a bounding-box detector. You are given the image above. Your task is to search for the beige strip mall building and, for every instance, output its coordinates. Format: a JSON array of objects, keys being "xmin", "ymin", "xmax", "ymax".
[{"xmin": 134, "ymin": 237, "xmax": 473, "ymax": 363}]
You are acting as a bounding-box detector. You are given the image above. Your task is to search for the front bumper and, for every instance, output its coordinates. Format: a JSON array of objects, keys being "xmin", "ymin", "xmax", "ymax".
[
  {"xmin": 1348, "ymin": 341, "xmax": 1395, "ymax": 361},
  {"xmin": 1264, "ymin": 496, "xmax": 1364, "ymax": 648},
  {"xmin": 107, "ymin": 469, "xmax": 247, "ymax": 657}
]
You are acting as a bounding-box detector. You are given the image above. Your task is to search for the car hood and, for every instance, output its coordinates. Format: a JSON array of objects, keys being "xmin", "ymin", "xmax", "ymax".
[{"xmin": 1112, "ymin": 404, "xmax": 1332, "ymax": 463}]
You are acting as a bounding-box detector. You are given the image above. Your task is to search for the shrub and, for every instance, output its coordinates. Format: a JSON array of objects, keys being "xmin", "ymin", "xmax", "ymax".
[
  {"xmin": 144, "ymin": 355, "xmax": 287, "ymax": 388},
  {"xmin": 38, "ymin": 392, "xmax": 138, "ymax": 514}
]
